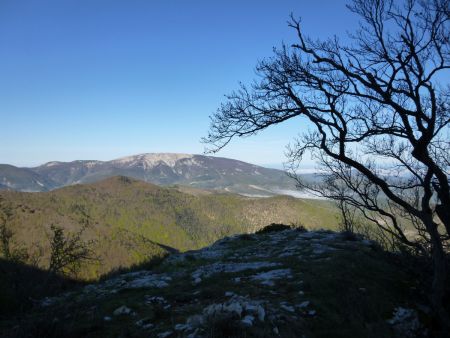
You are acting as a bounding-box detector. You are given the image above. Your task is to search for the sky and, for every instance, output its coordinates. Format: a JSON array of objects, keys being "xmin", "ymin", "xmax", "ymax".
[{"xmin": 0, "ymin": 0, "xmax": 358, "ymax": 168}]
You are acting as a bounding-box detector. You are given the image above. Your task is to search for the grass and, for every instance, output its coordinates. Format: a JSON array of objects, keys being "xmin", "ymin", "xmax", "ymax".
[{"xmin": 298, "ymin": 249, "xmax": 412, "ymax": 337}]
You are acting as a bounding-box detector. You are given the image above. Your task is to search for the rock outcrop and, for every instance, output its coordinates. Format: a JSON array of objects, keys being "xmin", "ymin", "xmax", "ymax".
[{"xmin": 13, "ymin": 228, "xmax": 423, "ymax": 337}]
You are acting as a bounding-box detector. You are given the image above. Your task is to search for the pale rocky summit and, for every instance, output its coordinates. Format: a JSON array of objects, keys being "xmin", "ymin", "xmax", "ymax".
[{"xmin": 111, "ymin": 153, "xmax": 194, "ymax": 168}]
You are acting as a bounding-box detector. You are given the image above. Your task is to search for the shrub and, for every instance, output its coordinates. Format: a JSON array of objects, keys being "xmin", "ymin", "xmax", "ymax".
[{"xmin": 256, "ymin": 223, "xmax": 292, "ymax": 234}]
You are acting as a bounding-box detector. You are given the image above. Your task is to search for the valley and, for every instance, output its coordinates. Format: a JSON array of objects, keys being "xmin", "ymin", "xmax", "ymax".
[{"xmin": 0, "ymin": 176, "xmax": 338, "ymax": 280}]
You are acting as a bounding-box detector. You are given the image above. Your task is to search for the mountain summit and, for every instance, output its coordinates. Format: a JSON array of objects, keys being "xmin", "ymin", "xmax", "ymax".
[
  {"xmin": 111, "ymin": 153, "xmax": 195, "ymax": 168},
  {"xmin": 4, "ymin": 227, "xmax": 420, "ymax": 337},
  {"xmin": 0, "ymin": 153, "xmax": 298, "ymax": 195}
]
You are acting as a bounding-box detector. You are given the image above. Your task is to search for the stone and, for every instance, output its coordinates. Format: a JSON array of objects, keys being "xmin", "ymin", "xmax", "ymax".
[
  {"xmin": 184, "ymin": 295, "xmax": 267, "ymax": 333},
  {"xmin": 145, "ymin": 296, "xmax": 166, "ymax": 303},
  {"xmin": 387, "ymin": 307, "xmax": 423, "ymax": 338},
  {"xmin": 257, "ymin": 306, "xmax": 266, "ymax": 321},
  {"xmin": 224, "ymin": 302, "xmax": 244, "ymax": 317},
  {"xmin": 191, "ymin": 261, "xmax": 281, "ymax": 282},
  {"xmin": 135, "ymin": 318, "xmax": 154, "ymax": 330},
  {"xmin": 174, "ymin": 323, "xmax": 189, "ymax": 331},
  {"xmin": 187, "ymin": 314, "xmax": 205, "ymax": 328},
  {"xmin": 241, "ymin": 315, "xmax": 255, "ymax": 327},
  {"xmin": 251, "ymin": 269, "xmax": 292, "ymax": 286},
  {"xmin": 40, "ymin": 297, "xmax": 54, "ymax": 307},
  {"xmin": 245, "ymin": 304, "xmax": 258, "ymax": 312},
  {"xmin": 144, "ymin": 295, "xmax": 170, "ymax": 309},
  {"xmin": 113, "ymin": 305, "xmax": 133, "ymax": 316},
  {"xmin": 243, "ymin": 303, "xmax": 266, "ymax": 321},
  {"xmin": 126, "ymin": 273, "xmax": 172, "ymax": 289},
  {"xmin": 281, "ymin": 304, "xmax": 295, "ymax": 313}
]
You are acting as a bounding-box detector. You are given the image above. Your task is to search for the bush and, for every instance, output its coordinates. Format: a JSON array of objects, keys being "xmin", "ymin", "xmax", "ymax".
[
  {"xmin": 293, "ymin": 223, "xmax": 308, "ymax": 233},
  {"xmin": 256, "ymin": 223, "xmax": 292, "ymax": 234},
  {"xmin": 340, "ymin": 230, "xmax": 359, "ymax": 241}
]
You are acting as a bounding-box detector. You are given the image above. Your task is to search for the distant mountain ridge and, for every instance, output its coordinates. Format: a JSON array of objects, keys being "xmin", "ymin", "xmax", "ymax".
[
  {"xmin": 0, "ymin": 153, "xmax": 298, "ymax": 195},
  {"xmin": 0, "ymin": 164, "xmax": 55, "ymax": 192}
]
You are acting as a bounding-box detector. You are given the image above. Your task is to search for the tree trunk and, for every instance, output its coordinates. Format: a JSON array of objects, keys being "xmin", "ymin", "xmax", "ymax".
[
  {"xmin": 427, "ymin": 219, "xmax": 449, "ymax": 328},
  {"xmin": 436, "ymin": 204, "xmax": 450, "ymax": 236}
]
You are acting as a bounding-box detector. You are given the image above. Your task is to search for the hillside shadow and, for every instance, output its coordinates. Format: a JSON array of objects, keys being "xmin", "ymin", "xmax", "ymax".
[
  {"xmin": 153, "ymin": 241, "xmax": 180, "ymax": 254},
  {"xmin": 98, "ymin": 241, "xmax": 179, "ymax": 282},
  {"xmin": 0, "ymin": 239, "xmax": 180, "ymax": 316},
  {"xmin": 0, "ymin": 258, "xmax": 84, "ymax": 318},
  {"xmin": 0, "ymin": 241, "xmax": 179, "ymax": 338}
]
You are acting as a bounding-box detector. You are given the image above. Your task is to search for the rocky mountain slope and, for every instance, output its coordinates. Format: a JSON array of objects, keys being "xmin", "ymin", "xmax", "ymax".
[
  {"xmin": 3, "ymin": 228, "xmax": 423, "ymax": 338},
  {"xmin": 0, "ymin": 176, "xmax": 338, "ymax": 279},
  {"xmin": 0, "ymin": 164, "xmax": 54, "ymax": 192},
  {"xmin": 0, "ymin": 153, "xmax": 300, "ymax": 196}
]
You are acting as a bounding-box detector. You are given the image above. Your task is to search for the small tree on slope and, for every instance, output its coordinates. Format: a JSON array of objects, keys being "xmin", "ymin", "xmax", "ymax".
[{"xmin": 204, "ymin": 0, "xmax": 450, "ymax": 324}]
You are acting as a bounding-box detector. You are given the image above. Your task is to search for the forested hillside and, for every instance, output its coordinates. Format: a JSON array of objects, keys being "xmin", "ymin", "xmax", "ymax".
[{"xmin": 0, "ymin": 176, "xmax": 338, "ymax": 279}]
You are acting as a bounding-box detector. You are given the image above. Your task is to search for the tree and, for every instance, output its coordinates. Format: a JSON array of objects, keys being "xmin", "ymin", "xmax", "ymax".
[
  {"xmin": 0, "ymin": 201, "xmax": 14, "ymax": 260},
  {"xmin": 48, "ymin": 224, "xmax": 93, "ymax": 276},
  {"xmin": 204, "ymin": 0, "xmax": 449, "ymax": 323},
  {"xmin": 1, "ymin": 196, "xmax": 97, "ymax": 277},
  {"xmin": 0, "ymin": 199, "xmax": 28, "ymax": 263},
  {"xmin": 48, "ymin": 206, "xmax": 97, "ymax": 277}
]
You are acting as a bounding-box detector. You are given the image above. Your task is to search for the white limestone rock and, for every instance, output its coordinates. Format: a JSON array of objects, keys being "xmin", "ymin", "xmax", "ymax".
[
  {"xmin": 113, "ymin": 305, "xmax": 133, "ymax": 316},
  {"xmin": 251, "ymin": 269, "xmax": 293, "ymax": 286}
]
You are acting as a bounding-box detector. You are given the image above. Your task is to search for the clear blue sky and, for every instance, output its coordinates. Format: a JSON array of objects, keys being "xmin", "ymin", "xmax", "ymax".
[{"xmin": 0, "ymin": 0, "xmax": 357, "ymax": 167}]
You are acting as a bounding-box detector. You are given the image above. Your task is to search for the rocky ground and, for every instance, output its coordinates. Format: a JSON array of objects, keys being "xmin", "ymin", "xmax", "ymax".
[{"xmin": 3, "ymin": 228, "xmax": 426, "ymax": 338}]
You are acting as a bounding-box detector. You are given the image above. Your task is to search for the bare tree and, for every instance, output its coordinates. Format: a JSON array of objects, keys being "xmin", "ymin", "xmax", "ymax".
[{"xmin": 204, "ymin": 0, "xmax": 449, "ymax": 323}]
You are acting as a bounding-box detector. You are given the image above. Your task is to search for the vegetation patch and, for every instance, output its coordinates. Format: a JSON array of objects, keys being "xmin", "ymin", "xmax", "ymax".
[{"xmin": 255, "ymin": 223, "xmax": 293, "ymax": 234}]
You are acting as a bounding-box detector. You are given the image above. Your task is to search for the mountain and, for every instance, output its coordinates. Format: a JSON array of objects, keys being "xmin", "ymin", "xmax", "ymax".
[
  {"xmin": 1, "ymin": 228, "xmax": 422, "ymax": 338},
  {"xmin": 0, "ymin": 154, "xmax": 301, "ymax": 196},
  {"xmin": 0, "ymin": 164, "xmax": 55, "ymax": 192},
  {"xmin": 0, "ymin": 176, "xmax": 338, "ymax": 279}
]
